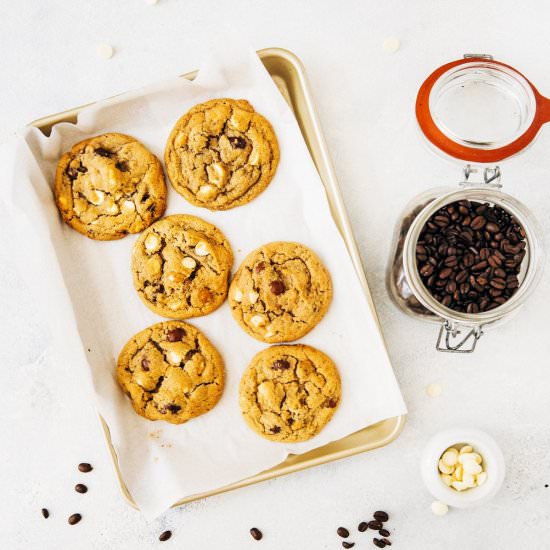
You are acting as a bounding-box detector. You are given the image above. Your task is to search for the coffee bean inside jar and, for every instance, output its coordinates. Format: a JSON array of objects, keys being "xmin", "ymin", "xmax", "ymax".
[{"xmin": 415, "ymin": 199, "xmax": 526, "ymax": 313}]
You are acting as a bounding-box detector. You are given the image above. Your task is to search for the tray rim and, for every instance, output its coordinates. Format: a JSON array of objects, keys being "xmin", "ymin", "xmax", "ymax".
[{"xmin": 30, "ymin": 46, "xmax": 405, "ymax": 511}]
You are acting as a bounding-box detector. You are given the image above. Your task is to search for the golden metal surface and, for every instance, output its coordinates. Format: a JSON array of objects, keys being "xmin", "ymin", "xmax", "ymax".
[{"xmin": 31, "ymin": 47, "xmax": 405, "ymax": 510}]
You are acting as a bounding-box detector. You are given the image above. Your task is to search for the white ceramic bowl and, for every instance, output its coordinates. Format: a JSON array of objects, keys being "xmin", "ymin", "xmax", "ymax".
[{"xmin": 421, "ymin": 428, "xmax": 505, "ymax": 508}]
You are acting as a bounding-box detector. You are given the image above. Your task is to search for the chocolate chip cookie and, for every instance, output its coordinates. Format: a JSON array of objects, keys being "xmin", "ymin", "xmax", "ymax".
[
  {"xmin": 239, "ymin": 344, "xmax": 341, "ymax": 442},
  {"xmin": 117, "ymin": 321, "xmax": 224, "ymax": 424},
  {"xmin": 228, "ymin": 242, "xmax": 332, "ymax": 343},
  {"xmin": 164, "ymin": 98, "xmax": 279, "ymax": 210},
  {"xmin": 54, "ymin": 133, "xmax": 166, "ymax": 240},
  {"xmin": 132, "ymin": 214, "xmax": 233, "ymax": 319}
]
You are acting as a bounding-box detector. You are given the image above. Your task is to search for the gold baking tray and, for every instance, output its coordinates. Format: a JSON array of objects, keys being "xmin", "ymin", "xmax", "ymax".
[{"xmin": 30, "ymin": 47, "xmax": 405, "ymax": 510}]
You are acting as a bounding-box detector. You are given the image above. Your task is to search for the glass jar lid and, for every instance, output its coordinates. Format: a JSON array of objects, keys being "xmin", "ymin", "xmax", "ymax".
[{"xmin": 416, "ymin": 54, "xmax": 550, "ymax": 163}]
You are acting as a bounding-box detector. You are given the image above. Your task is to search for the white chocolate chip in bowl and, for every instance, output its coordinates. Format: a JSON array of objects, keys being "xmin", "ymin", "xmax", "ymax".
[{"xmin": 422, "ymin": 428, "xmax": 505, "ymax": 508}]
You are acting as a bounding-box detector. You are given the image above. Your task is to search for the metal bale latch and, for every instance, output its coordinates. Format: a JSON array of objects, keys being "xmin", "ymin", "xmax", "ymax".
[{"xmin": 436, "ymin": 320, "xmax": 484, "ymax": 353}]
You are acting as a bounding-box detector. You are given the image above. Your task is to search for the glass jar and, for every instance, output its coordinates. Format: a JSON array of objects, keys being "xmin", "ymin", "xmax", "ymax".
[{"xmin": 387, "ymin": 55, "xmax": 547, "ymax": 352}]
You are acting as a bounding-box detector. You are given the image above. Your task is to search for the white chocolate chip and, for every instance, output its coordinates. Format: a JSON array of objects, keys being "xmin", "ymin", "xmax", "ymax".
[
  {"xmin": 197, "ymin": 184, "xmax": 217, "ymax": 200},
  {"xmin": 440, "ymin": 474, "xmax": 452, "ymax": 487},
  {"xmin": 264, "ymin": 328, "xmax": 275, "ymax": 338},
  {"xmin": 248, "ymin": 148, "xmax": 260, "ymax": 166},
  {"xmin": 460, "ymin": 445, "xmax": 473, "ymax": 454},
  {"xmin": 453, "ymin": 464, "xmax": 463, "ymax": 481},
  {"xmin": 194, "ymin": 241, "xmax": 210, "ymax": 256},
  {"xmin": 383, "ymin": 36, "xmax": 400, "ymax": 53},
  {"xmin": 451, "ymin": 481, "xmax": 468, "ymax": 492},
  {"xmin": 88, "ymin": 190, "xmax": 105, "ymax": 205},
  {"xmin": 250, "ymin": 314, "xmax": 266, "ymax": 328},
  {"xmin": 459, "ymin": 452, "xmax": 482, "ymax": 464},
  {"xmin": 441, "ymin": 450, "xmax": 458, "ymax": 467},
  {"xmin": 207, "ymin": 162, "xmax": 226, "ymax": 186},
  {"xmin": 426, "ymin": 383, "xmax": 442, "ymax": 397},
  {"xmin": 107, "ymin": 203, "xmax": 119, "ymax": 215},
  {"xmin": 476, "ymin": 472, "xmax": 487, "ymax": 486},
  {"xmin": 167, "ymin": 351, "xmax": 182, "ymax": 365},
  {"xmin": 438, "ymin": 459, "xmax": 453, "ymax": 475},
  {"xmin": 248, "ymin": 291, "xmax": 259, "ymax": 304},
  {"xmin": 97, "ymin": 43, "xmax": 114, "ymax": 59},
  {"xmin": 233, "ymin": 289, "xmax": 243, "ymax": 303},
  {"xmin": 431, "ymin": 501, "xmax": 449, "ymax": 516},
  {"xmin": 144, "ymin": 233, "xmax": 161, "ymax": 253},
  {"xmin": 122, "ymin": 200, "xmax": 135, "ymax": 213},
  {"xmin": 462, "ymin": 473, "xmax": 476, "ymax": 488},
  {"xmin": 181, "ymin": 257, "xmax": 197, "ymax": 270},
  {"xmin": 462, "ymin": 460, "xmax": 482, "ymax": 475}
]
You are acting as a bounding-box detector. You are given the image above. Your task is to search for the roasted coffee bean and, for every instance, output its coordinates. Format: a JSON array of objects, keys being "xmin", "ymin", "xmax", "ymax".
[
  {"xmin": 78, "ymin": 463, "xmax": 92, "ymax": 473},
  {"xmin": 373, "ymin": 539, "xmax": 386, "ymax": 548},
  {"xmin": 342, "ymin": 543, "xmax": 355, "ymax": 549},
  {"xmin": 41, "ymin": 508, "xmax": 49, "ymax": 519},
  {"xmin": 166, "ymin": 328, "xmax": 186, "ymax": 342},
  {"xmin": 416, "ymin": 200, "xmax": 526, "ymax": 313},
  {"xmin": 159, "ymin": 530, "xmax": 172, "ymax": 542},
  {"xmin": 381, "ymin": 539, "xmax": 392, "ymax": 546},
  {"xmin": 337, "ymin": 527, "xmax": 350, "ymax": 538},
  {"xmin": 250, "ymin": 528, "xmax": 263, "ymax": 541},
  {"xmin": 368, "ymin": 520, "xmax": 383, "ymax": 530},
  {"xmin": 358, "ymin": 522, "xmax": 369, "ymax": 532},
  {"xmin": 379, "ymin": 529, "xmax": 390, "ymax": 537},
  {"xmin": 373, "ymin": 511, "xmax": 389, "ymax": 522},
  {"xmin": 68, "ymin": 513, "xmax": 82, "ymax": 525},
  {"xmin": 75, "ymin": 484, "xmax": 88, "ymax": 494}
]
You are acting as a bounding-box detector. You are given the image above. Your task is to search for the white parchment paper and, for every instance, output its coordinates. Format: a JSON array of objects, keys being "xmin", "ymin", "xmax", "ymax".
[{"xmin": 4, "ymin": 49, "xmax": 406, "ymax": 518}]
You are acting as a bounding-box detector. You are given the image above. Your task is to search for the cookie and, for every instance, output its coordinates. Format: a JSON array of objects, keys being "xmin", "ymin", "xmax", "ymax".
[
  {"xmin": 54, "ymin": 133, "xmax": 166, "ymax": 240},
  {"xmin": 239, "ymin": 344, "xmax": 341, "ymax": 442},
  {"xmin": 132, "ymin": 214, "xmax": 233, "ymax": 319},
  {"xmin": 228, "ymin": 242, "xmax": 332, "ymax": 343},
  {"xmin": 117, "ymin": 321, "xmax": 224, "ymax": 424},
  {"xmin": 164, "ymin": 98, "xmax": 279, "ymax": 210}
]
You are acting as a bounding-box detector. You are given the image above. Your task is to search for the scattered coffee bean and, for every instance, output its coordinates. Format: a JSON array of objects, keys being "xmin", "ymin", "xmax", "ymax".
[
  {"xmin": 337, "ymin": 527, "xmax": 350, "ymax": 538},
  {"xmin": 379, "ymin": 529, "xmax": 390, "ymax": 537},
  {"xmin": 373, "ymin": 538, "xmax": 386, "ymax": 548},
  {"xmin": 373, "ymin": 511, "xmax": 389, "ymax": 523},
  {"xmin": 250, "ymin": 527, "xmax": 263, "ymax": 540},
  {"xmin": 381, "ymin": 538, "xmax": 392, "ymax": 546},
  {"xmin": 368, "ymin": 520, "xmax": 383, "ymax": 530},
  {"xmin": 41, "ymin": 508, "xmax": 49, "ymax": 519},
  {"xmin": 358, "ymin": 521, "xmax": 368, "ymax": 532},
  {"xmin": 416, "ymin": 200, "xmax": 526, "ymax": 313},
  {"xmin": 342, "ymin": 542, "xmax": 355, "ymax": 548},
  {"xmin": 68, "ymin": 513, "xmax": 82, "ymax": 525},
  {"xmin": 159, "ymin": 530, "xmax": 172, "ymax": 542},
  {"xmin": 78, "ymin": 463, "xmax": 93, "ymax": 473},
  {"xmin": 75, "ymin": 484, "xmax": 88, "ymax": 494}
]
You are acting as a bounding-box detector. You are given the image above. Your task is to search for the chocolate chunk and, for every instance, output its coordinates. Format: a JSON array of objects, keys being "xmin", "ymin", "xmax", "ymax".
[
  {"xmin": 358, "ymin": 522, "xmax": 368, "ymax": 532},
  {"xmin": 115, "ymin": 161, "xmax": 129, "ymax": 172},
  {"xmin": 337, "ymin": 527, "xmax": 350, "ymax": 538},
  {"xmin": 66, "ymin": 167, "xmax": 79, "ymax": 179},
  {"xmin": 343, "ymin": 543, "xmax": 355, "ymax": 549},
  {"xmin": 269, "ymin": 280, "xmax": 286, "ymax": 295},
  {"xmin": 142, "ymin": 191, "xmax": 150, "ymax": 202},
  {"xmin": 141, "ymin": 358, "xmax": 150, "ymax": 371},
  {"xmin": 77, "ymin": 165, "xmax": 88, "ymax": 173},
  {"xmin": 229, "ymin": 136, "xmax": 247, "ymax": 149},
  {"xmin": 159, "ymin": 530, "xmax": 172, "ymax": 542},
  {"xmin": 270, "ymin": 426, "xmax": 281, "ymax": 434},
  {"xmin": 184, "ymin": 349, "xmax": 198, "ymax": 361},
  {"xmin": 166, "ymin": 328, "xmax": 186, "ymax": 342},
  {"xmin": 250, "ymin": 527, "xmax": 263, "ymax": 540},
  {"xmin": 272, "ymin": 359, "xmax": 290, "ymax": 370},
  {"xmin": 75, "ymin": 484, "xmax": 88, "ymax": 494},
  {"xmin": 325, "ymin": 398, "xmax": 338, "ymax": 408},
  {"xmin": 78, "ymin": 463, "xmax": 93, "ymax": 473},
  {"xmin": 95, "ymin": 147, "xmax": 112, "ymax": 157},
  {"xmin": 255, "ymin": 262, "xmax": 266, "ymax": 273},
  {"xmin": 68, "ymin": 513, "xmax": 82, "ymax": 525},
  {"xmin": 41, "ymin": 508, "xmax": 49, "ymax": 519},
  {"xmin": 166, "ymin": 404, "xmax": 181, "ymax": 414},
  {"xmin": 373, "ymin": 511, "xmax": 389, "ymax": 522}
]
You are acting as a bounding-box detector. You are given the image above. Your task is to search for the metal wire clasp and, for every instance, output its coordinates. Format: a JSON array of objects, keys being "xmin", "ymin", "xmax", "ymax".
[
  {"xmin": 461, "ymin": 165, "xmax": 502, "ymax": 188},
  {"xmin": 436, "ymin": 321, "xmax": 484, "ymax": 353}
]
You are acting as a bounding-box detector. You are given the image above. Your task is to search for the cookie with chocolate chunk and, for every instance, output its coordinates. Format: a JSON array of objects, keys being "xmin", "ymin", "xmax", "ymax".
[
  {"xmin": 164, "ymin": 98, "xmax": 279, "ymax": 210},
  {"xmin": 117, "ymin": 321, "xmax": 224, "ymax": 424},
  {"xmin": 228, "ymin": 242, "xmax": 332, "ymax": 342},
  {"xmin": 239, "ymin": 344, "xmax": 341, "ymax": 442},
  {"xmin": 132, "ymin": 214, "xmax": 233, "ymax": 319},
  {"xmin": 54, "ymin": 133, "xmax": 166, "ymax": 240}
]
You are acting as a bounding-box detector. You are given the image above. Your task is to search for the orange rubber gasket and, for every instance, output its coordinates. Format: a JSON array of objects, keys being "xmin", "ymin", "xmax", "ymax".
[{"xmin": 416, "ymin": 57, "xmax": 550, "ymax": 163}]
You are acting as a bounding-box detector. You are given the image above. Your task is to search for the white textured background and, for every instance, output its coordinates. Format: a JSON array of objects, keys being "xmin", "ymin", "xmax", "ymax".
[{"xmin": 1, "ymin": 1, "xmax": 549, "ymax": 548}]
